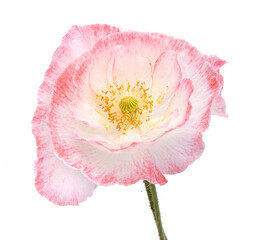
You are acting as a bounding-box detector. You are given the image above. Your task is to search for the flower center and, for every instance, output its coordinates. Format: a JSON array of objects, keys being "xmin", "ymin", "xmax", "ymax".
[
  {"xmin": 95, "ymin": 80, "xmax": 166, "ymax": 135},
  {"xmin": 119, "ymin": 96, "xmax": 138, "ymax": 114}
]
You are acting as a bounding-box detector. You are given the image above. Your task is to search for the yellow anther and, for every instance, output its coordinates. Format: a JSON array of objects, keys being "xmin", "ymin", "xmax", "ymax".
[{"xmin": 95, "ymin": 79, "xmax": 166, "ymax": 135}]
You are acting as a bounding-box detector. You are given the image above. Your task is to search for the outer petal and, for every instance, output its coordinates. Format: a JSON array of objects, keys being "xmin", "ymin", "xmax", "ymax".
[
  {"xmin": 176, "ymin": 49, "xmax": 221, "ymax": 131},
  {"xmin": 204, "ymin": 55, "xmax": 226, "ymax": 72},
  {"xmin": 148, "ymin": 127, "xmax": 205, "ymax": 174},
  {"xmin": 44, "ymin": 24, "xmax": 120, "ymax": 90},
  {"xmin": 32, "ymin": 83, "xmax": 96, "ymax": 206},
  {"xmin": 35, "ymin": 24, "xmax": 121, "ymax": 123},
  {"xmin": 210, "ymin": 94, "xmax": 227, "ymax": 117},
  {"xmin": 32, "ymin": 25, "xmax": 120, "ymax": 204},
  {"xmin": 152, "ymin": 36, "xmax": 225, "ymax": 131},
  {"xmin": 204, "ymin": 55, "xmax": 227, "ymax": 117}
]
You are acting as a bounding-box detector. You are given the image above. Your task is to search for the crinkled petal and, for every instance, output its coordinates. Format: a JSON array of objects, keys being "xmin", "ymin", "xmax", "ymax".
[
  {"xmin": 204, "ymin": 55, "xmax": 226, "ymax": 72},
  {"xmin": 210, "ymin": 94, "xmax": 227, "ymax": 117},
  {"xmin": 148, "ymin": 127, "xmax": 204, "ymax": 174},
  {"xmin": 32, "ymin": 25, "xmax": 120, "ymax": 204},
  {"xmin": 176, "ymin": 49, "xmax": 221, "ymax": 131},
  {"xmin": 32, "ymin": 84, "xmax": 96, "ymax": 206},
  {"xmin": 44, "ymin": 24, "xmax": 120, "ymax": 89},
  {"xmin": 143, "ymin": 78, "xmax": 193, "ymax": 140},
  {"xmin": 204, "ymin": 55, "xmax": 227, "ymax": 117}
]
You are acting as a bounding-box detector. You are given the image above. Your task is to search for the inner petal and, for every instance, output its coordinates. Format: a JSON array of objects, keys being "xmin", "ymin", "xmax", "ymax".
[
  {"xmin": 112, "ymin": 47, "xmax": 152, "ymax": 86},
  {"xmin": 70, "ymin": 100, "xmax": 103, "ymax": 128},
  {"xmin": 152, "ymin": 50, "xmax": 182, "ymax": 102},
  {"xmin": 88, "ymin": 53, "xmax": 115, "ymax": 94},
  {"xmin": 142, "ymin": 78, "xmax": 193, "ymax": 141}
]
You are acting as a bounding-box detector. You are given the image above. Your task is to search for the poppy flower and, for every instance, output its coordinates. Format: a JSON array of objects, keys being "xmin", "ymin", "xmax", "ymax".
[{"xmin": 32, "ymin": 24, "xmax": 226, "ymax": 206}]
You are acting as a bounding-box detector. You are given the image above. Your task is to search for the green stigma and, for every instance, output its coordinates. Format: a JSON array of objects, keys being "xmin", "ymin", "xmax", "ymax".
[{"xmin": 119, "ymin": 96, "xmax": 138, "ymax": 114}]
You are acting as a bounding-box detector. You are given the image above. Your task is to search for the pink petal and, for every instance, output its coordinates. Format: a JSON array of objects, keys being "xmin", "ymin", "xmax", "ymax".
[
  {"xmin": 210, "ymin": 94, "xmax": 228, "ymax": 117},
  {"xmin": 32, "ymin": 84, "xmax": 96, "ymax": 206},
  {"xmin": 155, "ymin": 36, "xmax": 226, "ymax": 130},
  {"xmin": 70, "ymin": 100, "xmax": 103, "ymax": 128},
  {"xmin": 32, "ymin": 25, "xmax": 120, "ymax": 204},
  {"xmin": 112, "ymin": 47, "xmax": 152, "ymax": 85},
  {"xmin": 143, "ymin": 78, "xmax": 193, "ymax": 139},
  {"xmin": 204, "ymin": 55, "xmax": 226, "ymax": 72},
  {"xmin": 204, "ymin": 55, "xmax": 227, "ymax": 117},
  {"xmin": 87, "ymin": 51, "xmax": 115, "ymax": 94},
  {"xmin": 49, "ymin": 116, "xmax": 167, "ymax": 186},
  {"xmin": 165, "ymin": 79, "xmax": 193, "ymax": 128},
  {"xmin": 148, "ymin": 127, "xmax": 204, "ymax": 174},
  {"xmin": 91, "ymin": 31, "xmax": 171, "ymax": 66},
  {"xmin": 175, "ymin": 49, "xmax": 221, "ymax": 131},
  {"xmin": 152, "ymin": 50, "xmax": 182, "ymax": 100},
  {"xmin": 44, "ymin": 24, "xmax": 120, "ymax": 89},
  {"xmin": 50, "ymin": 118, "xmax": 167, "ymax": 186}
]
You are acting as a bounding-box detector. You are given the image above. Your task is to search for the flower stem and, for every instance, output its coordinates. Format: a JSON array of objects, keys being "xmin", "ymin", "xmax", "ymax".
[{"xmin": 144, "ymin": 180, "xmax": 167, "ymax": 240}]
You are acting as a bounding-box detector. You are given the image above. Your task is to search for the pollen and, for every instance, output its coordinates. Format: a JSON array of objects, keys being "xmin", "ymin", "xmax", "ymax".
[{"xmin": 95, "ymin": 80, "xmax": 165, "ymax": 135}]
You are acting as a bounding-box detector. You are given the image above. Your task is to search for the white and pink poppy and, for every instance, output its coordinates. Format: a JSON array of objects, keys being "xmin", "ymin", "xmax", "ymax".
[{"xmin": 32, "ymin": 24, "xmax": 226, "ymax": 205}]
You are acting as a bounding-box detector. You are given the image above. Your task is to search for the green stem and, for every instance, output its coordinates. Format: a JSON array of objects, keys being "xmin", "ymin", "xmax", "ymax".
[{"xmin": 144, "ymin": 180, "xmax": 167, "ymax": 240}]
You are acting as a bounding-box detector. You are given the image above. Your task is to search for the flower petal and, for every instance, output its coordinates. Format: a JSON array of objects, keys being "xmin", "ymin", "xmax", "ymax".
[
  {"xmin": 32, "ymin": 83, "xmax": 96, "ymax": 206},
  {"xmin": 44, "ymin": 24, "xmax": 120, "ymax": 89},
  {"xmin": 143, "ymin": 78, "xmax": 193, "ymax": 140},
  {"xmin": 112, "ymin": 47, "xmax": 152, "ymax": 86},
  {"xmin": 152, "ymin": 50, "xmax": 182, "ymax": 100},
  {"xmin": 148, "ymin": 127, "xmax": 204, "ymax": 174},
  {"xmin": 70, "ymin": 100, "xmax": 103, "ymax": 128},
  {"xmin": 32, "ymin": 25, "xmax": 119, "ymax": 204},
  {"xmin": 204, "ymin": 55, "xmax": 226, "ymax": 72},
  {"xmin": 210, "ymin": 94, "xmax": 227, "ymax": 117},
  {"xmin": 87, "ymin": 52, "xmax": 115, "ymax": 94},
  {"xmin": 204, "ymin": 55, "xmax": 227, "ymax": 117},
  {"xmin": 176, "ymin": 49, "xmax": 221, "ymax": 131}
]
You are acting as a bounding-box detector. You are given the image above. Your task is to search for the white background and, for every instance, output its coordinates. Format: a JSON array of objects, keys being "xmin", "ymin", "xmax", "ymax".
[{"xmin": 0, "ymin": 0, "xmax": 257, "ymax": 239}]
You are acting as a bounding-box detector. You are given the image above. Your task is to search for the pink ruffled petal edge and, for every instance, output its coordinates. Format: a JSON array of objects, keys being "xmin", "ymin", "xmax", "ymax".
[
  {"xmin": 176, "ymin": 49, "xmax": 222, "ymax": 132},
  {"xmin": 149, "ymin": 127, "xmax": 205, "ymax": 175},
  {"xmin": 32, "ymin": 83, "xmax": 97, "ymax": 206},
  {"xmin": 32, "ymin": 25, "xmax": 122, "ymax": 204},
  {"xmin": 44, "ymin": 24, "xmax": 121, "ymax": 89},
  {"xmin": 143, "ymin": 78, "xmax": 193, "ymax": 139},
  {"xmin": 210, "ymin": 94, "xmax": 228, "ymax": 117},
  {"xmin": 204, "ymin": 55, "xmax": 227, "ymax": 117}
]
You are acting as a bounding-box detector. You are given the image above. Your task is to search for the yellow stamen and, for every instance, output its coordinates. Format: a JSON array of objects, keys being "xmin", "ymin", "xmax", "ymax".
[{"xmin": 95, "ymin": 80, "xmax": 166, "ymax": 135}]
